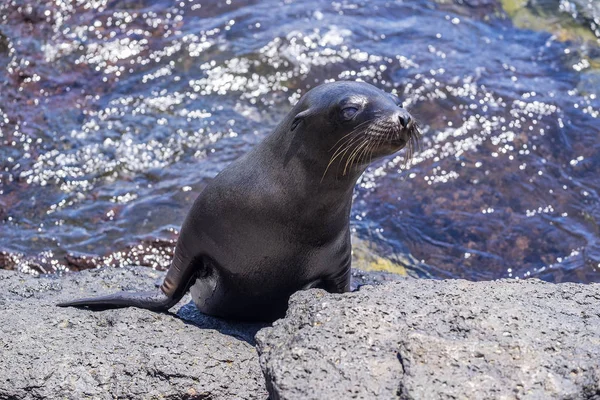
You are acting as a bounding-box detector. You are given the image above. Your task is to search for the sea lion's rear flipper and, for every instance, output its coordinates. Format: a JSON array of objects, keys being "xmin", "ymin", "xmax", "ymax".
[
  {"xmin": 56, "ymin": 289, "xmax": 179, "ymax": 311},
  {"xmin": 57, "ymin": 241, "xmax": 201, "ymax": 311}
]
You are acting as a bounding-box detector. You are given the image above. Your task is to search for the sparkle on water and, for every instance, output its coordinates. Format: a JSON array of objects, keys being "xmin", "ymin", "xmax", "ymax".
[{"xmin": 0, "ymin": 0, "xmax": 599, "ymax": 283}]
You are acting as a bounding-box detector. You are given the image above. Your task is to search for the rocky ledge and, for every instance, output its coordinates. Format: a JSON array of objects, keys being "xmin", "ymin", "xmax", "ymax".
[
  {"xmin": 0, "ymin": 267, "xmax": 268, "ymax": 400},
  {"xmin": 1, "ymin": 267, "xmax": 599, "ymax": 400},
  {"xmin": 257, "ymin": 279, "xmax": 600, "ymax": 400}
]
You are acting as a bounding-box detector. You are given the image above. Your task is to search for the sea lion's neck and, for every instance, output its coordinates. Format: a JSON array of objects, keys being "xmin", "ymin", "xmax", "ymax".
[{"xmin": 260, "ymin": 122, "xmax": 365, "ymax": 220}]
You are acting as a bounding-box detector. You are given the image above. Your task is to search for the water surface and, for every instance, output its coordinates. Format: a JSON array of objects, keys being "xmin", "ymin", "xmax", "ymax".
[{"xmin": 0, "ymin": 0, "xmax": 599, "ymax": 283}]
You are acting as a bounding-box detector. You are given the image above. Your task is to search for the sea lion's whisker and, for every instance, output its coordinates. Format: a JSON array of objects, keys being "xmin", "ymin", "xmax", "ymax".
[
  {"xmin": 344, "ymin": 138, "xmax": 369, "ymax": 174},
  {"xmin": 368, "ymin": 126, "xmax": 386, "ymax": 165},
  {"xmin": 322, "ymin": 146, "xmax": 352, "ymax": 182},
  {"xmin": 357, "ymin": 127, "xmax": 372, "ymax": 166},
  {"xmin": 365, "ymin": 140, "xmax": 377, "ymax": 167},
  {"xmin": 327, "ymin": 121, "xmax": 384, "ymax": 176},
  {"xmin": 404, "ymin": 130, "xmax": 419, "ymax": 168},
  {"xmin": 322, "ymin": 133, "xmax": 369, "ymax": 181},
  {"xmin": 357, "ymin": 140, "xmax": 374, "ymax": 170},
  {"xmin": 331, "ymin": 131, "xmax": 368, "ymax": 160},
  {"xmin": 323, "ymin": 132, "xmax": 371, "ymax": 181},
  {"xmin": 344, "ymin": 139, "xmax": 370, "ymax": 175},
  {"xmin": 359, "ymin": 123, "xmax": 387, "ymax": 168},
  {"xmin": 327, "ymin": 125, "xmax": 372, "ymax": 164},
  {"xmin": 356, "ymin": 133, "xmax": 373, "ymax": 168},
  {"xmin": 376, "ymin": 127, "xmax": 396, "ymax": 164},
  {"xmin": 412, "ymin": 126, "xmax": 422, "ymax": 157},
  {"xmin": 404, "ymin": 130, "xmax": 413, "ymax": 167},
  {"xmin": 328, "ymin": 119, "xmax": 374, "ymax": 152},
  {"xmin": 329, "ymin": 129, "xmax": 364, "ymax": 156},
  {"xmin": 410, "ymin": 123, "xmax": 422, "ymax": 152}
]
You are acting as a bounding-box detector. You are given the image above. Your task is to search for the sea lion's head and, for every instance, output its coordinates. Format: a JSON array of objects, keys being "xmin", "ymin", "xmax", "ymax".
[{"xmin": 289, "ymin": 81, "xmax": 420, "ymax": 179}]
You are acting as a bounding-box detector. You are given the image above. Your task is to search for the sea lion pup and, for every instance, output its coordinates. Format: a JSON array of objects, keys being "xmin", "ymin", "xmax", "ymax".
[{"xmin": 58, "ymin": 81, "xmax": 420, "ymax": 321}]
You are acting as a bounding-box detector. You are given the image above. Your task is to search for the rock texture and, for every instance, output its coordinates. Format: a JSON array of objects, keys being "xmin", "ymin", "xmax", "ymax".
[
  {"xmin": 3, "ymin": 267, "xmax": 600, "ymax": 400},
  {"xmin": 256, "ymin": 279, "xmax": 600, "ymax": 400},
  {"xmin": 0, "ymin": 267, "xmax": 267, "ymax": 399}
]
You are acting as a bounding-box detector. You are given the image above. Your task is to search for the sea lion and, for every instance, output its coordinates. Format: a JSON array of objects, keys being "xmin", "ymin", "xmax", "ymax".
[{"xmin": 58, "ymin": 81, "xmax": 420, "ymax": 321}]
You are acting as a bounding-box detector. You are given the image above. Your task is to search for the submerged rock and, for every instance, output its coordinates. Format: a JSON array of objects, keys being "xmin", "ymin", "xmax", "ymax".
[
  {"xmin": 0, "ymin": 267, "xmax": 267, "ymax": 399},
  {"xmin": 256, "ymin": 279, "xmax": 600, "ymax": 399}
]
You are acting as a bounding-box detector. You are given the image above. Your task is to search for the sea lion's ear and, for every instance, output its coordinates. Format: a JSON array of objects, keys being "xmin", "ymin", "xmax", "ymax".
[{"xmin": 291, "ymin": 109, "xmax": 311, "ymax": 131}]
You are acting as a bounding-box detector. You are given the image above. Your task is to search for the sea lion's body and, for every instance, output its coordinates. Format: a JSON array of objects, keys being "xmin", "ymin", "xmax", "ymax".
[
  {"xmin": 171, "ymin": 139, "xmax": 354, "ymax": 321},
  {"xmin": 58, "ymin": 81, "xmax": 419, "ymax": 321}
]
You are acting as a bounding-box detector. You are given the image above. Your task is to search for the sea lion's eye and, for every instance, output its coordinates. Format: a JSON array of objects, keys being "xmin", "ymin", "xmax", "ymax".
[{"xmin": 341, "ymin": 106, "xmax": 359, "ymax": 120}]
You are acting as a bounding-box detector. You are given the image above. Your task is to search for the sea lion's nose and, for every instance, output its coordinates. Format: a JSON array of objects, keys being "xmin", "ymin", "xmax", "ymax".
[{"xmin": 397, "ymin": 108, "xmax": 412, "ymax": 129}]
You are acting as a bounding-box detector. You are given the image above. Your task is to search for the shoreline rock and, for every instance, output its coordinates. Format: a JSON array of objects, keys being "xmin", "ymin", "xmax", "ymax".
[
  {"xmin": 256, "ymin": 279, "xmax": 600, "ymax": 399},
  {"xmin": 0, "ymin": 267, "xmax": 267, "ymax": 400},
  {"xmin": 1, "ymin": 267, "xmax": 599, "ymax": 399}
]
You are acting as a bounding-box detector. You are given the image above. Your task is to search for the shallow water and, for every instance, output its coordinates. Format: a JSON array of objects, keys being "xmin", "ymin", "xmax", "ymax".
[{"xmin": 0, "ymin": 0, "xmax": 599, "ymax": 283}]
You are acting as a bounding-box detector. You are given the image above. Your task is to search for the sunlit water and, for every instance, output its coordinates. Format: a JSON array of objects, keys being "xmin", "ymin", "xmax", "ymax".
[{"xmin": 0, "ymin": 0, "xmax": 599, "ymax": 283}]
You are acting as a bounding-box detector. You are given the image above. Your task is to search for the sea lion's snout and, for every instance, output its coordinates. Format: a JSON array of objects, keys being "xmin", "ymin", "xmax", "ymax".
[
  {"xmin": 396, "ymin": 108, "xmax": 413, "ymax": 130},
  {"xmin": 370, "ymin": 105, "xmax": 419, "ymax": 165},
  {"xmin": 395, "ymin": 108, "xmax": 419, "ymax": 144}
]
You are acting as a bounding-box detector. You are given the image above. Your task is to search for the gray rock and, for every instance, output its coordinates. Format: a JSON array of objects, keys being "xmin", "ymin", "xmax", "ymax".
[
  {"xmin": 0, "ymin": 267, "xmax": 268, "ymax": 400},
  {"xmin": 256, "ymin": 279, "xmax": 600, "ymax": 400},
  {"xmin": 4, "ymin": 267, "xmax": 600, "ymax": 399}
]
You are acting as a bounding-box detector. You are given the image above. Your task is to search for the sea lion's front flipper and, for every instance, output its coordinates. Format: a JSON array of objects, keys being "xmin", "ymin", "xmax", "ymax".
[
  {"xmin": 56, "ymin": 289, "xmax": 179, "ymax": 311},
  {"xmin": 321, "ymin": 267, "xmax": 351, "ymax": 293}
]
